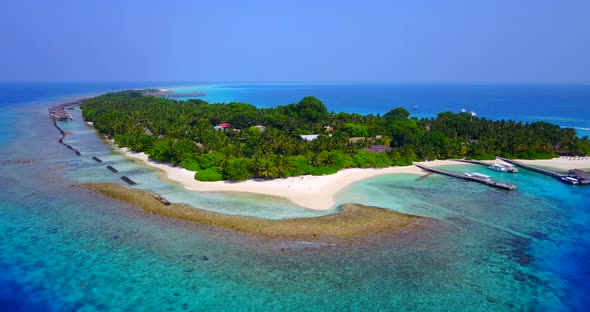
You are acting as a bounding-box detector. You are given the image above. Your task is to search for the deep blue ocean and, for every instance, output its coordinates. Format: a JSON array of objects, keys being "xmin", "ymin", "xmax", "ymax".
[
  {"xmin": 177, "ymin": 83, "xmax": 590, "ymax": 136},
  {"xmin": 1, "ymin": 82, "xmax": 589, "ymax": 311}
]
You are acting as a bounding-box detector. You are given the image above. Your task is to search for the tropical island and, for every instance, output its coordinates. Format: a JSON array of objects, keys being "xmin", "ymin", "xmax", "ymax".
[
  {"xmin": 81, "ymin": 90, "xmax": 590, "ymax": 181},
  {"xmin": 74, "ymin": 90, "xmax": 590, "ymax": 210}
]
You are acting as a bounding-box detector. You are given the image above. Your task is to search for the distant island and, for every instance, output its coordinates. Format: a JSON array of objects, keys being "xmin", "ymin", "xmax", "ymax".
[{"xmin": 81, "ymin": 90, "xmax": 590, "ymax": 182}]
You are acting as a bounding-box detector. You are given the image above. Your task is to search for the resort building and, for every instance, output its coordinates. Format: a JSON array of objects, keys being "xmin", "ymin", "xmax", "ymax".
[
  {"xmin": 214, "ymin": 123, "xmax": 231, "ymax": 131},
  {"xmin": 253, "ymin": 125, "xmax": 266, "ymax": 132},
  {"xmin": 300, "ymin": 134, "xmax": 320, "ymax": 142},
  {"xmin": 364, "ymin": 145, "xmax": 392, "ymax": 153}
]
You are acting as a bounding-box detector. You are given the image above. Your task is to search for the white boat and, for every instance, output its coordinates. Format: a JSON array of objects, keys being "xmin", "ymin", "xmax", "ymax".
[
  {"xmin": 489, "ymin": 163, "xmax": 508, "ymax": 172},
  {"xmin": 561, "ymin": 176, "xmax": 579, "ymax": 185},
  {"xmin": 488, "ymin": 162, "xmax": 519, "ymax": 173},
  {"xmin": 465, "ymin": 172, "xmax": 491, "ymax": 180},
  {"xmin": 472, "ymin": 172, "xmax": 491, "ymax": 180}
]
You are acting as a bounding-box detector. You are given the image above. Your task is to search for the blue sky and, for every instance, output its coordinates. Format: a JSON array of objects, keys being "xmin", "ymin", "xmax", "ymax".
[{"xmin": 1, "ymin": 0, "xmax": 589, "ymax": 83}]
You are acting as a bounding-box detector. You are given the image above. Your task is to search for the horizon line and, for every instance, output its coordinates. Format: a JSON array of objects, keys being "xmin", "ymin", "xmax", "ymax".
[{"xmin": 1, "ymin": 80, "xmax": 590, "ymax": 86}]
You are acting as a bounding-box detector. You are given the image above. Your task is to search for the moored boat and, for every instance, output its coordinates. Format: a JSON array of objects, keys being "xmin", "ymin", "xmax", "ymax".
[
  {"xmin": 488, "ymin": 162, "xmax": 519, "ymax": 173},
  {"xmin": 561, "ymin": 176, "xmax": 579, "ymax": 185},
  {"xmin": 465, "ymin": 172, "xmax": 491, "ymax": 180},
  {"xmin": 471, "ymin": 172, "xmax": 491, "ymax": 180},
  {"xmin": 489, "ymin": 163, "xmax": 508, "ymax": 172}
]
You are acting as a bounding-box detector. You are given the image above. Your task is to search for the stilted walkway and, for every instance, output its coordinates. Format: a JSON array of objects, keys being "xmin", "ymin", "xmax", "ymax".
[
  {"xmin": 53, "ymin": 120, "xmax": 81, "ymax": 156},
  {"xmin": 452, "ymin": 159, "xmax": 492, "ymax": 166},
  {"xmin": 414, "ymin": 163, "xmax": 517, "ymax": 190},
  {"xmin": 497, "ymin": 157, "xmax": 590, "ymax": 185},
  {"xmin": 49, "ymin": 97, "xmax": 141, "ymax": 187},
  {"xmin": 496, "ymin": 157, "xmax": 564, "ymax": 180}
]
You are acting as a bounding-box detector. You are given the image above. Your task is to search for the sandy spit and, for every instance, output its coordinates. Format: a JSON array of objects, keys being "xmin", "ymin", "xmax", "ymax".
[{"xmin": 80, "ymin": 183, "xmax": 426, "ymax": 242}]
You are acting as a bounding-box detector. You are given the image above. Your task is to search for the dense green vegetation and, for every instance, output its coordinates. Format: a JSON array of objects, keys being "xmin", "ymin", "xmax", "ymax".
[{"xmin": 82, "ymin": 90, "xmax": 590, "ymax": 181}]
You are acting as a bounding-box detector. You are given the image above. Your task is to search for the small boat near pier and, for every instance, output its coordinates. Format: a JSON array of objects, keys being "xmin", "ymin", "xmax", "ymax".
[
  {"xmin": 414, "ymin": 163, "xmax": 516, "ymax": 190},
  {"xmin": 488, "ymin": 161, "xmax": 519, "ymax": 173},
  {"xmin": 451, "ymin": 159, "xmax": 518, "ymax": 173},
  {"xmin": 498, "ymin": 157, "xmax": 589, "ymax": 186},
  {"xmin": 561, "ymin": 176, "xmax": 579, "ymax": 185},
  {"xmin": 465, "ymin": 172, "xmax": 492, "ymax": 180}
]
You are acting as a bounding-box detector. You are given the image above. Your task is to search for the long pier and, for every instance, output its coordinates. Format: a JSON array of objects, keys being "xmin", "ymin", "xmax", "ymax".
[
  {"xmin": 452, "ymin": 159, "xmax": 518, "ymax": 173},
  {"xmin": 53, "ymin": 120, "xmax": 81, "ymax": 156},
  {"xmin": 49, "ymin": 98, "xmax": 88, "ymax": 154},
  {"xmin": 48, "ymin": 96, "xmax": 143, "ymax": 187},
  {"xmin": 497, "ymin": 157, "xmax": 590, "ymax": 185},
  {"xmin": 452, "ymin": 159, "xmax": 492, "ymax": 166},
  {"xmin": 496, "ymin": 157, "xmax": 564, "ymax": 180},
  {"xmin": 414, "ymin": 163, "xmax": 517, "ymax": 190}
]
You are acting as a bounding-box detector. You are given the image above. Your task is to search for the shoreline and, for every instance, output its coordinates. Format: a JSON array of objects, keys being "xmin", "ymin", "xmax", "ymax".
[
  {"xmin": 120, "ymin": 148, "xmax": 447, "ymax": 210},
  {"xmin": 80, "ymin": 183, "xmax": 426, "ymax": 242},
  {"xmin": 513, "ymin": 157, "xmax": 590, "ymax": 171},
  {"xmin": 118, "ymin": 148, "xmax": 590, "ymax": 211},
  {"xmin": 455, "ymin": 157, "xmax": 590, "ymax": 171}
]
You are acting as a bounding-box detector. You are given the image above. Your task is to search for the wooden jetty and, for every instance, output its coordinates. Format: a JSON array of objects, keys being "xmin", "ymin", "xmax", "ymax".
[
  {"xmin": 50, "ymin": 98, "xmax": 87, "ymax": 156},
  {"xmin": 498, "ymin": 157, "xmax": 590, "ymax": 185},
  {"xmin": 497, "ymin": 157, "xmax": 564, "ymax": 180},
  {"xmin": 121, "ymin": 176, "xmax": 137, "ymax": 185},
  {"xmin": 53, "ymin": 120, "xmax": 81, "ymax": 156},
  {"xmin": 52, "ymin": 120, "xmax": 66, "ymax": 135},
  {"xmin": 452, "ymin": 159, "xmax": 491, "ymax": 166},
  {"xmin": 414, "ymin": 163, "xmax": 517, "ymax": 190},
  {"xmin": 48, "ymin": 97, "xmax": 144, "ymax": 186},
  {"xmin": 453, "ymin": 159, "xmax": 519, "ymax": 173}
]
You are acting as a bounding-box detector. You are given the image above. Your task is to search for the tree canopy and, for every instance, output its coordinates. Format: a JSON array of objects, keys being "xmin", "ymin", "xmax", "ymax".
[{"xmin": 81, "ymin": 90, "xmax": 590, "ymax": 181}]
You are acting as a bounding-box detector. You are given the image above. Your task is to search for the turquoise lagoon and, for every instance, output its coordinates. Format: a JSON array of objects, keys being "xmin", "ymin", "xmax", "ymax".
[{"xmin": 1, "ymin": 83, "xmax": 589, "ymax": 311}]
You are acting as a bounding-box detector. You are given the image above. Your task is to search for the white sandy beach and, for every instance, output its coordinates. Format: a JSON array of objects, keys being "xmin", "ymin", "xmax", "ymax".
[
  {"xmin": 121, "ymin": 149, "xmax": 457, "ymax": 210},
  {"xmin": 515, "ymin": 157, "xmax": 590, "ymax": 171},
  {"xmin": 120, "ymin": 148, "xmax": 590, "ymax": 210}
]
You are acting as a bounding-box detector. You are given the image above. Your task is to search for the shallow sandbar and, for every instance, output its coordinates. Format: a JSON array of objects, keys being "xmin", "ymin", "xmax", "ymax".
[{"xmin": 81, "ymin": 183, "xmax": 425, "ymax": 242}]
